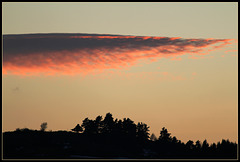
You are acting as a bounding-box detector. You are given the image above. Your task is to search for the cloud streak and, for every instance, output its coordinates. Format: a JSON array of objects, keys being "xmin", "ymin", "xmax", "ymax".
[{"xmin": 2, "ymin": 33, "xmax": 235, "ymax": 76}]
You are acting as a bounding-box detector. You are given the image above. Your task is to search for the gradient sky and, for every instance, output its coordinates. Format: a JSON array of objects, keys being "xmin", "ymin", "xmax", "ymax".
[{"xmin": 2, "ymin": 2, "xmax": 238, "ymax": 144}]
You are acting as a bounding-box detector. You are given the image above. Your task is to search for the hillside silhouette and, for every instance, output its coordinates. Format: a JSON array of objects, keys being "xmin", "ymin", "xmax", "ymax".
[{"xmin": 2, "ymin": 113, "xmax": 238, "ymax": 159}]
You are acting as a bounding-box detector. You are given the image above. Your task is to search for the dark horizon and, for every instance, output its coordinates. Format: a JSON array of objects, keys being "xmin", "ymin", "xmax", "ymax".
[{"xmin": 2, "ymin": 112, "xmax": 238, "ymax": 159}]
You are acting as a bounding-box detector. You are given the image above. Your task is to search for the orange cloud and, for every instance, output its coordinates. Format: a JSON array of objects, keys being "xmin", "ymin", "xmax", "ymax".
[
  {"xmin": 2, "ymin": 33, "xmax": 236, "ymax": 76},
  {"xmin": 224, "ymin": 49, "xmax": 238, "ymax": 53}
]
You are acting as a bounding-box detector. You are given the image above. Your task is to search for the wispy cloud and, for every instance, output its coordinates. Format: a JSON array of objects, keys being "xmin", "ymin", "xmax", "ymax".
[{"xmin": 3, "ymin": 33, "xmax": 235, "ymax": 76}]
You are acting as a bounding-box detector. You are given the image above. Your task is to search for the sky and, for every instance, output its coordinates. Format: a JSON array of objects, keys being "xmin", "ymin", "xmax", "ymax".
[{"xmin": 2, "ymin": 2, "xmax": 238, "ymax": 144}]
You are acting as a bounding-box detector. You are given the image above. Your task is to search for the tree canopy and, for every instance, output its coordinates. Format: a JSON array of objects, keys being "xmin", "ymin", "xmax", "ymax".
[{"xmin": 71, "ymin": 124, "xmax": 83, "ymax": 133}]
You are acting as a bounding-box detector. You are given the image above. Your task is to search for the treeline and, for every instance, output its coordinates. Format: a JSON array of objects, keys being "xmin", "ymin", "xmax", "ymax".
[
  {"xmin": 71, "ymin": 113, "xmax": 150, "ymax": 142},
  {"xmin": 3, "ymin": 113, "xmax": 238, "ymax": 159}
]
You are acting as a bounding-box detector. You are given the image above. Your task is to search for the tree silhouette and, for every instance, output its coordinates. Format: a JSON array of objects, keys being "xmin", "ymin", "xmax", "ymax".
[
  {"xmin": 102, "ymin": 112, "xmax": 115, "ymax": 134},
  {"xmin": 136, "ymin": 122, "xmax": 150, "ymax": 142},
  {"xmin": 112, "ymin": 118, "xmax": 122, "ymax": 135},
  {"xmin": 40, "ymin": 122, "xmax": 47, "ymax": 131},
  {"xmin": 122, "ymin": 118, "xmax": 136, "ymax": 138},
  {"xmin": 195, "ymin": 140, "xmax": 201, "ymax": 150},
  {"xmin": 202, "ymin": 139, "xmax": 209, "ymax": 152},
  {"xmin": 150, "ymin": 133, "xmax": 157, "ymax": 141},
  {"xmin": 172, "ymin": 136, "xmax": 178, "ymax": 144},
  {"xmin": 81, "ymin": 118, "xmax": 97, "ymax": 134},
  {"xmin": 159, "ymin": 127, "xmax": 172, "ymax": 142},
  {"xmin": 186, "ymin": 140, "xmax": 194, "ymax": 150},
  {"xmin": 94, "ymin": 115, "xmax": 103, "ymax": 134},
  {"xmin": 71, "ymin": 124, "xmax": 83, "ymax": 133}
]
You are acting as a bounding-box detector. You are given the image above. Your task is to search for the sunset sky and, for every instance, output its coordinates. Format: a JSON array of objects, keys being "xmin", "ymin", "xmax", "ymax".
[{"xmin": 2, "ymin": 2, "xmax": 238, "ymax": 144}]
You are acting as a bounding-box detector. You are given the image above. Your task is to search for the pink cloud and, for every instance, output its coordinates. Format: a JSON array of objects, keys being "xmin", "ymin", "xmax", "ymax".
[{"xmin": 2, "ymin": 33, "xmax": 236, "ymax": 76}]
